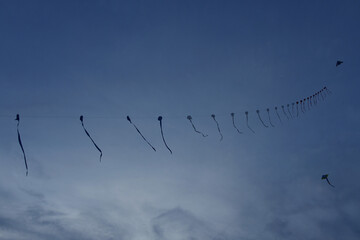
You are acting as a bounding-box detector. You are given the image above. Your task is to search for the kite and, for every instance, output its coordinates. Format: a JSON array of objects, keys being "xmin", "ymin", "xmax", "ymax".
[
  {"xmin": 230, "ymin": 113, "xmax": 243, "ymax": 134},
  {"xmin": 281, "ymin": 105, "xmax": 289, "ymax": 120},
  {"xmin": 287, "ymin": 104, "xmax": 293, "ymax": 118},
  {"xmin": 256, "ymin": 110, "xmax": 268, "ymax": 128},
  {"xmin": 187, "ymin": 115, "xmax": 208, "ymax": 137},
  {"xmin": 324, "ymin": 86, "xmax": 331, "ymax": 95},
  {"xmin": 336, "ymin": 60, "xmax": 343, "ymax": 67},
  {"xmin": 127, "ymin": 116, "xmax": 156, "ymax": 151},
  {"xmin": 158, "ymin": 116, "xmax": 172, "ymax": 154},
  {"xmin": 322, "ymin": 174, "xmax": 335, "ymax": 188},
  {"xmin": 80, "ymin": 115, "xmax": 103, "ymax": 162},
  {"xmin": 274, "ymin": 107, "xmax": 282, "ymax": 124},
  {"xmin": 15, "ymin": 114, "xmax": 28, "ymax": 176},
  {"xmin": 307, "ymin": 97, "xmax": 310, "ymax": 110},
  {"xmin": 296, "ymin": 102, "xmax": 299, "ymax": 117},
  {"xmin": 211, "ymin": 114, "xmax": 223, "ymax": 141},
  {"xmin": 292, "ymin": 103, "xmax": 295, "ymax": 116},
  {"xmin": 266, "ymin": 108, "xmax": 275, "ymax": 127},
  {"xmin": 300, "ymin": 100, "xmax": 305, "ymax": 113},
  {"xmin": 245, "ymin": 111, "xmax": 255, "ymax": 133}
]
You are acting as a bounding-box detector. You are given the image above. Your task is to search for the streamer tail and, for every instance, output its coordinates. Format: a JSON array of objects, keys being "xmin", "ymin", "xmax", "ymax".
[
  {"xmin": 15, "ymin": 114, "xmax": 28, "ymax": 176},
  {"xmin": 275, "ymin": 107, "xmax": 282, "ymax": 124},
  {"xmin": 281, "ymin": 106, "xmax": 289, "ymax": 120},
  {"xmin": 187, "ymin": 115, "xmax": 208, "ymax": 137},
  {"xmin": 256, "ymin": 110, "xmax": 268, "ymax": 128},
  {"xmin": 230, "ymin": 113, "xmax": 243, "ymax": 134},
  {"xmin": 158, "ymin": 116, "xmax": 172, "ymax": 154},
  {"xmin": 211, "ymin": 114, "xmax": 223, "ymax": 141},
  {"xmin": 266, "ymin": 109, "xmax": 275, "ymax": 127},
  {"xmin": 127, "ymin": 116, "xmax": 156, "ymax": 151},
  {"xmin": 245, "ymin": 112, "xmax": 255, "ymax": 133},
  {"xmin": 80, "ymin": 116, "xmax": 103, "ymax": 162}
]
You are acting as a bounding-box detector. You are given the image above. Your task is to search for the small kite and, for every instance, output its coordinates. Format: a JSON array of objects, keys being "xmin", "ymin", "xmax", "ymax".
[
  {"xmin": 256, "ymin": 110, "xmax": 268, "ymax": 128},
  {"xmin": 158, "ymin": 116, "xmax": 172, "ymax": 154},
  {"xmin": 187, "ymin": 115, "xmax": 208, "ymax": 137},
  {"xmin": 322, "ymin": 174, "xmax": 335, "ymax": 188},
  {"xmin": 230, "ymin": 113, "xmax": 243, "ymax": 134},
  {"xmin": 127, "ymin": 116, "xmax": 156, "ymax": 151},
  {"xmin": 287, "ymin": 104, "xmax": 293, "ymax": 118},
  {"xmin": 274, "ymin": 107, "xmax": 282, "ymax": 124},
  {"xmin": 245, "ymin": 111, "xmax": 255, "ymax": 133},
  {"xmin": 336, "ymin": 60, "xmax": 343, "ymax": 67},
  {"xmin": 281, "ymin": 105, "xmax": 289, "ymax": 120},
  {"xmin": 15, "ymin": 114, "xmax": 28, "ymax": 176},
  {"xmin": 211, "ymin": 114, "xmax": 223, "ymax": 141},
  {"xmin": 80, "ymin": 115, "xmax": 103, "ymax": 162},
  {"xmin": 296, "ymin": 102, "xmax": 299, "ymax": 117},
  {"xmin": 266, "ymin": 108, "xmax": 275, "ymax": 127}
]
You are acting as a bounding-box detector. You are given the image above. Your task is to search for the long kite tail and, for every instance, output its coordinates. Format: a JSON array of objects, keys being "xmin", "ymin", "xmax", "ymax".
[
  {"xmin": 324, "ymin": 86, "xmax": 332, "ymax": 95},
  {"xmin": 326, "ymin": 178, "xmax": 335, "ymax": 188},
  {"xmin": 187, "ymin": 115, "xmax": 208, "ymax": 137},
  {"xmin": 287, "ymin": 104, "xmax": 293, "ymax": 118},
  {"xmin": 127, "ymin": 116, "xmax": 156, "ymax": 151},
  {"xmin": 230, "ymin": 113, "xmax": 243, "ymax": 134},
  {"xmin": 296, "ymin": 102, "xmax": 299, "ymax": 117},
  {"xmin": 274, "ymin": 107, "xmax": 282, "ymax": 124},
  {"xmin": 158, "ymin": 116, "xmax": 172, "ymax": 154},
  {"xmin": 300, "ymin": 100, "xmax": 305, "ymax": 113},
  {"xmin": 307, "ymin": 97, "xmax": 310, "ymax": 110},
  {"xmin": 256, "ymin": 110, "xmax": 268, "ymax": 128},
  {"xmin": 211, "ymin": 114, "xmax": 223, "ymax": 141},
  {"xmin": 292, "ymin": 103, "xmax": 295, "ymax": 116},
  {"xmin": 266, "ymin": 109, "xmax": 275, "ymax": 127},
  {"xmin": 303, "ymin": 99, "xmax": 307, "ymax": 112},
  {"xmin": 281, "ymin": 105, "xmax": 289, "ymax": 120},
  {"xmin": 80, "ymin": 115, "xmax": 103, "ymax": 162},
  {"xmin": 15, "ymin": 114, "xmax": 28, "ymax": 176},
  {"xmin": 245, "ymin": 111, "xmax": 255, "ymax": 133}
]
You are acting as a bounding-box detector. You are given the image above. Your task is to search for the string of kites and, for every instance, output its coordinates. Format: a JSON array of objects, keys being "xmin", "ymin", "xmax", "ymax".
[{"xmin": 14, "ymin": 86, "xmax": 331, "ymax": 176}]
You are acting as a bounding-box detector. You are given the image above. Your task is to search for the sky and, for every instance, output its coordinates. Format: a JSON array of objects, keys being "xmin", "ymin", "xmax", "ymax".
[{"xmin": 0, "ymin": 0, "xmax": 360, "ymax": 239}]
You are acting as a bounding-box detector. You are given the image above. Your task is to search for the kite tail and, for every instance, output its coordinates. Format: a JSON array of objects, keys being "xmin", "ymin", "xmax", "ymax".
[
  {"xmin": 274, "ymin": 107, "xmax": 282, "ymax": 124},
  {"xmin": 127, "ymin": 116, "xmax": 156, "ymax": 152},
  {"xmin": 309, "ymin": 97, "xmax": 313, "ymax": 107},
  {"xmin": 266, "ymin": 109, "xmax": 275, "ymax": 127},
  {"xmin": 245, "ymin": 112, "xmax": 255, "ymax": 133},
  {"xmin": 303, "ymin": 99, "xmax": 307, "ymax": 112},
  {"xmin": 287, "ymin": 104, "xmax": 293, "ymax": 118},
  {"xmin": 158, "ymin": 116, "xmax": 172, "ymax": 154},
  {"xmin": 80, "ymin": 116, "xmax": 103, "ymax": 162},
  {"xmin": 211, "ymin": 114, "xmax": 223, "ymax": 141},
  {"xmin": 187, "ymin": 115, "xmax": 208, "ymax": 137},
  {"xmin": 300, "ymin": 101, "xmax": 305, "ymax": 113},
  {"xmin": 326, "ymin": 178, "xmax": 335, "ymax": 188},
  {"xmin": 230, "ymin": 113, "xmax": 243, "ymax": 134},
  {"xmin": 324, "ymin": 86, "xmax": 332, "ymax": 95},
  {"xmin": 256, "ymin": 110, "xmax": 268, "ymax": 128},
  {"xmin": 296, "ymin": 102, "xmax": 299, "ymax": 117},
  {"xmin": 292, "ymin": 103, "xmax": 295, "ymax": 116},
  {"xmin": 307, "ymin": 97, "xmax": 310, "ymax": 110},
  {"xmin": 15, "ymin": 114, "xmax": 28, "ymax": 176},
  {"xmin": 281, "ymin": 106, "xmax": 289, "ymax": 120}
]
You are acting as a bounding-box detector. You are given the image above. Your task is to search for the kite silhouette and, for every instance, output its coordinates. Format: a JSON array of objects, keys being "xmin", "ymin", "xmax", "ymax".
[
  {"xmin": 230, "ymin": 113, "xmax": 243, "ymax": 134},
  {"xmin": 336, "ymin": 60, "xmax": 343, "ymax": 67},
  {"xmin": 211, "ymin": 114, "xmax": 223, "ymax": 141},
  {"xmin": 187, "ymin": 115, "xmax": 208, "ymax": 137},
  {"xmin": 127, "ymin": 116, "xmax": 156, "ymax": 151},
  {"xmin": 158, "ymin": 116, "xmax": 172, "ymax": 154},
  {"xmin": 15, "ymin": 114, "xmax": 28, "ymax": 176},
  {"xmin": 80, "ymin": 115, "xmax": 103, "ymax": 162},
  {"xmin": 322, "ymin": 174, "xmax": 335, "ymax": 188}
]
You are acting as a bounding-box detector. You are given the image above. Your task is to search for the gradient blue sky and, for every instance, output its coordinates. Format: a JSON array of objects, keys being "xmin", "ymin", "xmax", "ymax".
[{"xmin": 1, "ymin": 1, "xmax": 360, "ymax": 239}]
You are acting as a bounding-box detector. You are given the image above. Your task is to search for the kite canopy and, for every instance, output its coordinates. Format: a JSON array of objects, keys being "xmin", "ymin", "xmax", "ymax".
[
  {"xmin": 321, "ymin": 174, "xmax": 329, "ymax": 179},
  {"xmin": 336, "ymin": 60, "xmax": 343, "ymax": 66}
]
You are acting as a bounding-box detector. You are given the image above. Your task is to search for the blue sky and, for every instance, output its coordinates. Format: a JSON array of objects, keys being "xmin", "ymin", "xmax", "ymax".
[{"xmin": 0, "ymin": 1, "xmax": 360, "ymax": 239}]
